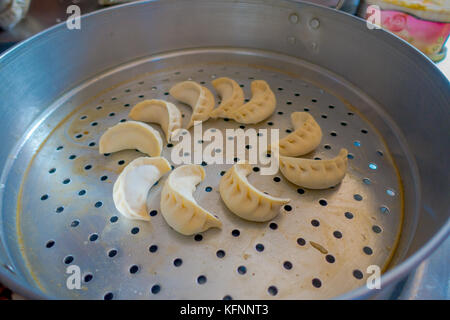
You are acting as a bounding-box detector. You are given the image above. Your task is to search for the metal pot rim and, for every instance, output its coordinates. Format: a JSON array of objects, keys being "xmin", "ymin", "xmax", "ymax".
[{"xmin": 0, "ymin": 0, "xmax": 448, "ymax": 300}]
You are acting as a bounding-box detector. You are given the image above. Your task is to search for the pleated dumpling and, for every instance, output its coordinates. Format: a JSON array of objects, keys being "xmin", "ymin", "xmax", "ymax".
[
  {"xmin": 209, "ymin": 77, "xmax": 244, "ymax": 119},
  {"xmin": 160, "ymin": 164, "xmax": 222, "ymax": 235},
  {"xmin": 219, "ymin": 162, "xmax": 290, "ymax": 222},
  {"xmin": 99, "ymin": 121, "xmax": 163, "ymax": 157},
  {"xmin": 129, "ymin": 99, "xmax": 182, "ymax": 142},
  {"xmin": 279, "ymin": 149, "xmax": 348, "ymax": 189},
  {"xmin": 275, "ymin": 112, "xmax": 322, "ymax": 156},
  {"xmin": 113, "ymin": 157, "xmax": 171, "ymax": 221},
  {"xmin": 229, "ymin": 80, "xmax": 276, "ymax": 124},
  {"xmin": 169, "ymin": 81, "xmax": 215, "ymax": 128}
]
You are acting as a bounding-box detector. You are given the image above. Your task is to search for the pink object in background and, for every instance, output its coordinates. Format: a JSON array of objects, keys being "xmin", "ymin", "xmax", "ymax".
[{"xmin": 379, "ymin": 10, "xmax": 450, "ymax": 61}]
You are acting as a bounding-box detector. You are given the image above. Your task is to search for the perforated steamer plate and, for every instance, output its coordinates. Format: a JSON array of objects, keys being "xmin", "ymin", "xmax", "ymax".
[{"xmin": 5, "ymin": 48, "xmax": 405, "ymax": 299}]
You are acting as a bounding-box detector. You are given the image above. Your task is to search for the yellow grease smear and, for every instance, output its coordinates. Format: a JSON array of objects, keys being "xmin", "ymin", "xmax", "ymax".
[
  {"xmin": 309, "ymin": 241, "xmax": 328, "ymax": 254},
  {"xmin": 15, "ymin": 154, "xmax": 44, "ymax": 292}
]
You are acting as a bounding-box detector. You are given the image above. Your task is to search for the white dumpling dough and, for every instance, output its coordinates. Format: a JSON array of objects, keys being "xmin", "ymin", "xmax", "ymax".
[
  {"xmin": 99, "ymin": 120, "xmax": 163, "ymax": 157},
  {"xmin": 219, "ymin": 162, "xmax": 290, "ymax": 222},
  {"xmin": 209, "ymin": 77, "xmax": 244, "ymax": 119},
  {"xmin": 275, "ymin": 112, "xmax": 322, "ymax": 156},
  {"xmin": 160, "ymin": 164, "xmax": 222, "ymax": 235},
  {"xmin": 229, "ymin": 80, "xmax": 276, "ymax": 124},
  {"xmin": 129, "ymin": 99, "xmax": 182, "ymax": 142},
  {"xmin": 113, "ymin": 157, "xmax": 171, "ymax": 221},
  {"xmin": 279, "ymin": 149, "xmax": 348, "ymax": 189},
  {"xmin": 169, "ymin": 81, "xmax": 215, "ymax": 128}
]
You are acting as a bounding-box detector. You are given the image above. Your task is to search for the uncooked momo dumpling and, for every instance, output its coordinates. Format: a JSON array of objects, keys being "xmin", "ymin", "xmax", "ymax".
[
  {"xmin": 113, "ymin": 157, "xmax": 171, "ymax": 221},
  {"xmin": 209, "ymin": 77, "xmax": 244, "ymax": 119},
  {"xmin": 274, "ymin": 112, "xmax": 322, "ymax": 156},
  {"xmin": 279, "ymin": 149, "xmax": 348, "ymax": 189},
  {"xmin": 219, "ymin": 162, "xmax": 290, "ymax": 222},
  {"xmin": 169, "ymin": 81, "xmax": 215, "ymax": 128},
  {"xmin": 99, "ymin": 121, "xmax": 163, "ymax": 157},
  {"xmin": 160, "ymin": 164, "xmax": 222, "ymax": 235},
  {"xmin": 129, "ymin": 99, "xmax": 182, "ymax": 142},
  {"xmin": 229, "ymin": 80, "xmax": 276, "ymax": 124}
]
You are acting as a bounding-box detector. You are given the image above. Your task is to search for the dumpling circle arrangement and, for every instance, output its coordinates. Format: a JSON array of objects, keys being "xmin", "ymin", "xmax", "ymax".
[{"xmin": 97, "ymin": 77, "xmax": 348, "ymax": 236}]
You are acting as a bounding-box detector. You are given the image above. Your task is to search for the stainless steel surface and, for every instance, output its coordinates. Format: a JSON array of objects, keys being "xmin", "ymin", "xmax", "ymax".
[
  {"xmin": 6, "ymin": 50, "xmax": 406, "ymax": 299},
  {"xmin": 397, "ymin": 237, "xmax": 449, "ymax": 299},
  {"xmin": 393, "ymin": 41, "xmax": 450, "ymax": 301},
  {"xmin": 0, "ymin": 0, "xmax": 448, "ymax": 299},
  {"xmin": 0, "ymin": 0, "xmax": 351, "ymax": 45}
]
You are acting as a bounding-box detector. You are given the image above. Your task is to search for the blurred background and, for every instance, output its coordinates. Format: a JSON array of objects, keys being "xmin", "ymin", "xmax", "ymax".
[
  {"xmin": 0, "ymin": 0, "xmax": 448, "ymax": 300},
  {"xmin": 0, "ymin": 0, "xmax": 448, "ymax": 64}
]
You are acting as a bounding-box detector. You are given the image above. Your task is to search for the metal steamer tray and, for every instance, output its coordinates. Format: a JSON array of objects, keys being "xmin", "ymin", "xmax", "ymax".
[{"xmin": 0, "ymin": 0, "xmax": 448, "ymax": 300}]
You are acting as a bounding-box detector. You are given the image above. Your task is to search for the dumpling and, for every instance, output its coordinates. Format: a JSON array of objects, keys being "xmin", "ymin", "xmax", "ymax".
[
  {"xmin": 209, "ymin": 77, "xmax": 244, "ymax": 119},
  {"xmin": 273, "ymin": 112, "xmax": 322, "ymax": 156},
  {"xmin": 169, "ymin": 81, "xmax": 215, "ymax": 128},
  {"xmin": 128, "ymin": 99, "xmax": 182, "ymax": 142},
  {"xmin": 99, "ymin": 121, "xmax": 163, "ymax": 156},
  {"xmin": 279, "ymin": 149, "xmax": 348, "ymax": 189},
  {"xmin": 160, "ymin": 164, "xmax": 222, "ymax": 235},
  {"xmin": 113, "ymin": 157, "xmax": 171, "ymax": 221},
  {"xmin": 219, "ymin": 162, "xmax": 290, "ymax": 222},
  {"xmin": 229, "ymin": 80, "xmax": 276, "ymax": 124}
]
